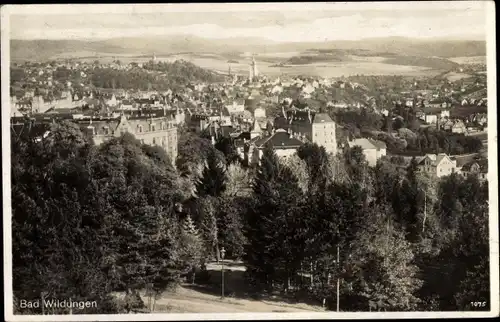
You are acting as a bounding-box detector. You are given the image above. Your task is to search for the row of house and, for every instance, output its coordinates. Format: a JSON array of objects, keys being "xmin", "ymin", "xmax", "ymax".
[
  {"xmin": 11, "ymin": 111, "xmax": 180, "ymax": 165},
  {"xmin": 415, "ymin": 153, "xmax": 488, "ymax": 180}
]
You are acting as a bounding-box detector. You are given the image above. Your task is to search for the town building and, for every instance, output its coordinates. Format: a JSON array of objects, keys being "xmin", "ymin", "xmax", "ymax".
[
  {"xmin": 30, "ymin": 91, "xmax": 77, "ymax": 114},
  {"xmin": 250, "ymin": 129, "xmax": 304, "ymax": 166},
  {"xmin": 284, "ymin": 107, "xmax": 337, "ymax": 155},
  {"xmin": 79, "ymin": 113, "xmax": 178, "ymax": 164},
  {"xmin": 460, "ymin": 160, "xmax": 488, "ymax": 181},
  {"xmin": 347, "ymin": 138, "xmax": 387, "ymax": 167},
  {"xmin": 451, "ymin": 120, "xmax": 467, "ymax": 134},
  {"xmin": 416, "ymin": 153, "xmax": 458, "ymax": 178},
  {"xmin": 10, "ymin": 112, "xmax": 178, "ymax": 165}
]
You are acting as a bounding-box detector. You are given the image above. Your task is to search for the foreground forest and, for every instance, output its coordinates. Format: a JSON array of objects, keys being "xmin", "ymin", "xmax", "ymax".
[{"xmin": 11, "ymin": 121, "xmax": 490, "ymax": 313}]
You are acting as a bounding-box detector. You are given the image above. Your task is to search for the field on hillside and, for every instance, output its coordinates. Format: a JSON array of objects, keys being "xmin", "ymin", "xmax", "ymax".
[
  {"xmin": 448, "ymin": 56, "xmax": 487, "ymax": 65},
  {"xmin": 36, "ymin": 51, "xmax": 445, "ymax": 78},
  {"xmin": 160, "ymin": 54, "xmax": 442, "ymax": 78},
  {"xmin": 443, "ymin": 71, "xmax": 474, "ymax": 82}
]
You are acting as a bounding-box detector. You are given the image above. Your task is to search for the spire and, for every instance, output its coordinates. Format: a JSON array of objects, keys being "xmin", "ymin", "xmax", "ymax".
[
  {"xmin": 250, "ymin": 118, "xmax": 262, "ymax": 139},
  {"xmin": 251, "ymin": 118, "xmax": 262, "ymax": 133}
]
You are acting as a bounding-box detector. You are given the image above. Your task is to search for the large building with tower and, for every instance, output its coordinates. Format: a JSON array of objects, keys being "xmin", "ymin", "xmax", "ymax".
[{"xmin": 282, "ymin": 106, "xmax": 337, "ymax": 155}]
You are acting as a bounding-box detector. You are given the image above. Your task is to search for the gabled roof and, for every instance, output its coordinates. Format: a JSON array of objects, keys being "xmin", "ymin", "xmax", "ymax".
[
  {"xmin": 461, "ymin": 159, "xmax": 488, "ymax": 172},
  {"xmin": 254, "ymin": 129, "xmax": 303, "ymax": 149},
  {"xmin": 348, "ymin": 138, "xmax": 386, "ymax": 150},
  {"xmin": 417, "ymin": 153, "xmax": 453, "ymax": 166},
  {"xmin": 312, "ymin": 113, "xmax": 333, "ymax": 123}
]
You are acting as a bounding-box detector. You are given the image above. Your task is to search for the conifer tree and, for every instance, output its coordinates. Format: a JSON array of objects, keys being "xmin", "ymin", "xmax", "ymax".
[
  {"xmin": 179, "ymin": 215, "xmax": 203, "ymax": 284},
  {"xmin": 297, "ymin": 143, "xmax": 331, "ymax": 193},
  {"xmin": 196, "ymin": 150, "xmax": 227, "ymax": 197},
  {"xmin": 245, "ymin": 145, "xmax": 304, "ymax": 291}
]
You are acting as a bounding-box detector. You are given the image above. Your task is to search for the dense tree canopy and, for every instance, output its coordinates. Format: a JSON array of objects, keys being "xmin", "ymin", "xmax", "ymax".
[{"xmin": 11, "ymin": 117, "xmax": 490, "ymax": 313}]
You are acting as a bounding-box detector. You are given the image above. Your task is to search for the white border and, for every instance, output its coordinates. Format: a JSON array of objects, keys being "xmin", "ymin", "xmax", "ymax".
[
  {"xmin": 2, "ymin": 2, "xmax": 498, "ymax": 321},
  {"xmin": 0, "ymin": 2, "xmax": 488, "ymax": 14}
]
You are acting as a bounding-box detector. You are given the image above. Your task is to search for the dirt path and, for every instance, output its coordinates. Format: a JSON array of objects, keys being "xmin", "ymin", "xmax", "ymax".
[{"xmin": 146, "ymin": 285, "xmax": 324, "ymax": 313}]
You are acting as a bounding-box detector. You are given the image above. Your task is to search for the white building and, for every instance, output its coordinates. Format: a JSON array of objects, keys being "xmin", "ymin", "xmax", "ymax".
[{"xmin": 347, "ymin": 138, "xmax": 387, "ymax": 167}]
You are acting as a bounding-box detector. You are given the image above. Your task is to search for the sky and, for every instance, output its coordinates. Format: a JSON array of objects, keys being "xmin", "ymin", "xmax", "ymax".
[{"xmin": 7, "ymin": 2, "xmax": 489, "ymax": 42}]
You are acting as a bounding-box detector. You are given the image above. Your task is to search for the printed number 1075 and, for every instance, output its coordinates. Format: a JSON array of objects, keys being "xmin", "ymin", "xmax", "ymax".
[{"xmin": 470, "ymin": 301, "xmax": 487, "ymax": 308}]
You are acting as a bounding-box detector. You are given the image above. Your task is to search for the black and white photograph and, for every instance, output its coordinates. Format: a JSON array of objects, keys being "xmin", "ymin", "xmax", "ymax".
[{"xmin": 1, "ymin": 2, "xmax": 498, "ymax": 320}]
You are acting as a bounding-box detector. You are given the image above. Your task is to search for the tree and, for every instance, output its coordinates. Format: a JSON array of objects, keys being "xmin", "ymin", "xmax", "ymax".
[
  {"xmin": 11, "ymin": 121, "xmax": 118, "ymax": 314},
  {"xmin": 217, "ymin": 196, "xmax": 248, "ymax": 259},
  {"xmin": 244, "ymin": 145, "xmax": 304, "ymax": 291},
  {"xmin": 178, "ymin": 215, "xmax": 204, "ymax": 284},
  {"xmin": 214, "ymin": 137, "xmax": 241, "ymax": 165},
  {"xmin": 297, "ymin": 143, "xmax": 331, "ymax": 192},
  {"xmin": 12, "ymin": 121, "xmax": 184, "ymax": 314},
  {"xmin": 197, "ymin": 196, "xmax": 220, "ymax": 261},
  {"xmin": 347, "ymin": 206, "xmax": 423, "ymax": 311},
  {"xmin": 195, "ymin": 150, "xmax": 227, "ymax": 198},
  {"xmin": 224, "ymin": 162, "xmax": 252, "ymax": 197},
  {"xmin": 416, "ymin": 175, "xmax": 489, "ymax": 311},
  {"xmin": 280, "ymin": 154, "xmax": 310, "ymax": 193}
]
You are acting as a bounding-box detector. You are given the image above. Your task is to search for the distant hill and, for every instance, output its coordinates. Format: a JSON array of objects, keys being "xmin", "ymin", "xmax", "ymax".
[
  {"xmin": 10, "ymin": 39, "xmax": 128, "ymax": 62},
  {"xmin": 10, "ymin": 36, "xmax": 486, "ymax": 62},
  {"xmin": 383, "ymin": 56, "xmax": 459, "ymax": 70}
]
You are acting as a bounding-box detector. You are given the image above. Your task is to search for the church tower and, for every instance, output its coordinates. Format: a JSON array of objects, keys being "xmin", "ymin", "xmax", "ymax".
[{"xmin": 249, "ymin": 55, "xmax": 258, "ymax": 80}]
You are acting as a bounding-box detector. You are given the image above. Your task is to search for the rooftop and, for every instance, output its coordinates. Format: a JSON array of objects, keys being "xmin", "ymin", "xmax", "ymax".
[{"xmin": 254, "ymin": 129, "xmax": 304, "ymax": 150}]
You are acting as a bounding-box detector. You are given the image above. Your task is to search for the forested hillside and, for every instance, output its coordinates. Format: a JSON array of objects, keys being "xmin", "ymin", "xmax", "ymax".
[{"xmin": 11, "ymin": 121, "xmax": 490, "ymax": 313}]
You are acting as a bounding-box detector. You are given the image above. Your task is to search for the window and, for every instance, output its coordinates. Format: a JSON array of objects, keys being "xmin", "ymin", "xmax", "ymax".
[
  {"xmin": 140, "ymin": 139, "xmax": 145, "ymax": 144},
  {"xmin": 161, "ymin": 122, "xmax": 165, "ymax": 130},
  {"xmin": 152, "ymin": 138, "xmax": 156, "ymax": 145},
  {"xmin": 103, "ymin": 127, "xmax": 109, "ymax": 135},
  {"xmin": 138, "ymin": 125, "xmax": 143, "ymax": 133},
  {"xmin": 151, "ymin": 124, "xmax": 156, "ymax": 132}
]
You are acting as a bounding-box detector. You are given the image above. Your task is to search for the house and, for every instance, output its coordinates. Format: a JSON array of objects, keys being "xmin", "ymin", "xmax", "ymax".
[
  {"xmin": 347, "ymin": 138, "xmax": 387, "ymax": 167},
  {"xmin": 461, "ymin": 160, "xmax": 488, "ymax": 181},
  {"xmin": 473, "ymin": 113, "xmax": 487, "ymax": 125},
  {"xmin": 328, "ymin": 100, "xmax": 349, "ymax": 109},
  {"xmin": 270, "ymin": 85, "xmax": 283, "ymax": 95},
  {"xmin": 380, "ymin": 108, "xmax": 389, "ymax": 117},
  {"xmin": 465, "ymin": 124, "xmax": 481, "ymax": 133},
  {"xmin": 441, "ymin": 118, "xmax": 455, "ymax": 131},
  {"xmin": 250, "ymin": 129, "xmax": 304, "ymax": 165},
  {"xmin": 253, "ymin": 105, "xmax": 266, "ymax": 119},
  {"xmin": 424, "ymin": 114, "xmax": 438, "ymax": 124},
  {"xmin": 105, "ymin": 94, "xmax": 118, "ymax": 107},
  {"xmin": 416, "ymin": 153, "xmax": 457, "ymax": 178},
  {"xmin": 427, "ymin": 99, "xmax": 449, "ymax": 109},
  {"xmin": 451, "ymin": 120, "xmax": 467, "ymax": 134},
  {"xmin": 301, "ymin": 84, "xmax": 315, "ymax": 96}
]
